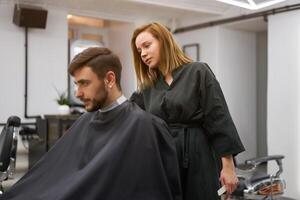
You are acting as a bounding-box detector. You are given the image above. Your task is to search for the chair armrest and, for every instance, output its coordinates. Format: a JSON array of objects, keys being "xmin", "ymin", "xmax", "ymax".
[
  {"xmin": 245, "ymin": 155, "xmax": 284, "ymax": 177},
  {"xmin": 245, "ymin": 155, "xmax": 284, "ymax": 166}
]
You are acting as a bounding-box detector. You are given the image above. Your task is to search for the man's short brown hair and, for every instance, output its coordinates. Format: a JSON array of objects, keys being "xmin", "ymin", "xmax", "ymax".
[{"xmin": 68, "ymin": 47, "xmax": 122, "ymax": 90}]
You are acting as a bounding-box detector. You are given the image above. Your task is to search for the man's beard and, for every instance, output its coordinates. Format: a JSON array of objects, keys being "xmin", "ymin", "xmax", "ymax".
[{"xmin": 85, "ymin": 89, "xmax": 108, "ymax": 112}]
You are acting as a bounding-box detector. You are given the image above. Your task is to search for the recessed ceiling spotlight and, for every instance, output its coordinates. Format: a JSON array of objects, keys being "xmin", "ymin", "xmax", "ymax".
[{"xmin": 217, "ymin": 0, "xmax": 286, "ymax": 10}]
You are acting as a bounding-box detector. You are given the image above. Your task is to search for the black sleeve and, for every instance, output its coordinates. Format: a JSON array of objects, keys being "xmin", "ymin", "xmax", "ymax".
[
  {"xmin": 199, "ymin": 64, "xmax": 245, "ymax": 157},
  {"xmin": 129, "ymin": 91, "xmax": 145, "ymax": 110}
]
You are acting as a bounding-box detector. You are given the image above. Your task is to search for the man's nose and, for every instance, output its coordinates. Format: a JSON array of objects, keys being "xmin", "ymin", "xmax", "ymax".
[{"xmin": 75, "ymin": 89, "xmax": 83, "ymax": 98}]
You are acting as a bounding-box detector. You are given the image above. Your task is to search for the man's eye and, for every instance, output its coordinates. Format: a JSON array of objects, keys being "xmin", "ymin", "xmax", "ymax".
[
  {"xmin": 82, "ymin": 82, "xmax": 89, "ymax": 86},
  {"xmin": 76, "ymin": 81, "xmax": 89, "ymax": 88}
]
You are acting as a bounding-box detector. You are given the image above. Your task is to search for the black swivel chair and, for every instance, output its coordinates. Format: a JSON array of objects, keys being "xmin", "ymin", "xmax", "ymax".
[{"xmin": 0, "ymin": 116, "xmax": 21, "ymax": 194}]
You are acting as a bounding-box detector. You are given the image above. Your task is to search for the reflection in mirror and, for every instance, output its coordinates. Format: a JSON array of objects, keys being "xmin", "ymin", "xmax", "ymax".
[{"xmin": 67, "ymin": 14, "xmax": 106, "ymax": 106}]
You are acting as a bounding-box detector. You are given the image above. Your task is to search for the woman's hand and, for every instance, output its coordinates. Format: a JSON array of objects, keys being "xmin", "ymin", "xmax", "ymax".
[{"xmin": 220, "ymin": 155, "xmax": 238, "ymax": 200}]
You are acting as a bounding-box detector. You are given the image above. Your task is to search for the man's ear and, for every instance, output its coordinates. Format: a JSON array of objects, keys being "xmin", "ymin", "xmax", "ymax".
[{"xmin": 104, "ymin": 71, "xmax": 115, "ymax": 88}]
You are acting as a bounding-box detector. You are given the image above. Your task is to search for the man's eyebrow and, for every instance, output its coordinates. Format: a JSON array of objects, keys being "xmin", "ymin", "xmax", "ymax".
[{"xmin": 74, "ymin": 79, "xmax": 89, "ymax": 85}]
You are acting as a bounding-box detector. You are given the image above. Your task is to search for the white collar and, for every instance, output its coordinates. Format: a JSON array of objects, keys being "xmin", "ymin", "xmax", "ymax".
[{"xmin": 99, "ymin": 95, "xmax": 127, "ymax": 113}]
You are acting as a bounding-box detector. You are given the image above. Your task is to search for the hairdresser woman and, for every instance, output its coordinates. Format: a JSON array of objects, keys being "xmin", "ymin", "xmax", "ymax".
[{"xmin": 130, "ymin": 22, "xmax": 245, "ymax": 200}]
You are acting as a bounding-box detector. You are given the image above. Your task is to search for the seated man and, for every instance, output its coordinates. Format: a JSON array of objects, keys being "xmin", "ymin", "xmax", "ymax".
[{"xmin": 1, "ymin": 47, "xmax": 182, "ymax": 200}]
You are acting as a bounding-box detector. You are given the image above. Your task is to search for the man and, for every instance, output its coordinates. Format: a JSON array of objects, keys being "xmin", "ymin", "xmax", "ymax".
[{"xmin": 1, "ymin": 47, "xmax": 182, "ymax": 200}]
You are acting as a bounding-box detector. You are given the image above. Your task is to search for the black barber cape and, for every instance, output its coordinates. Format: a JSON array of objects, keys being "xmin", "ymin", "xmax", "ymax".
[{"xmin": 1, "ymin": 101, "xmax": 182, "ymax": 200}]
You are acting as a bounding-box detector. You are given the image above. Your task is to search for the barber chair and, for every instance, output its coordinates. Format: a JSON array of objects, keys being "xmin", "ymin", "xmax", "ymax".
[
  {"xmin": 0, "ymin": 116, "xmax": 21, "ymax": 194},
  {"xmin": 232, "ymin": 155, "xmax": 286, "ymax": 200}
]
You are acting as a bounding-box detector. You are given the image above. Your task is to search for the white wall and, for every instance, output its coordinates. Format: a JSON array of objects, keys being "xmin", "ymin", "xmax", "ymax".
[
  {"xmin": 175, "ymin": 27, "xmax": 218, "ymax": 71},
  {"xmin": 217, "ymin": 27, "xmax": 257, "ymax": 162},
  {"xmin": 0, "ymin": 3, "xmax": 68, "ymax": 123},
  {"xmin": 108, "ymin": 21, "xmax": 136, "ymax": 98},
  {"xmin": 176, "ymin": 27, "xmax": 257, "ymax": 162},
  {"xmin": 268, "ymin": 10, "xmax": 300, "ymax": 199}
]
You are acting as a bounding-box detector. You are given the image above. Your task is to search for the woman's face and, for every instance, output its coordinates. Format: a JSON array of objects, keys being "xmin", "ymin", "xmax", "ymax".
[{"xmin": 135, "ymin": 31, "xmax": 160, "ymax": 69}]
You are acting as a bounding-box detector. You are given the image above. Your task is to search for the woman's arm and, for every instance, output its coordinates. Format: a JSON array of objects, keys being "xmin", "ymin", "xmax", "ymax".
[{"xmin": 220, "ymin": 155, "xmax": 238, "ymax": 200}]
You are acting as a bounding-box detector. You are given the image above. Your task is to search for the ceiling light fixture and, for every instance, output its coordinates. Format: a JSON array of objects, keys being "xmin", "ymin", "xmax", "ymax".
[{"xmin": 217, "ymin": 0, "xmax": 287, "ymax": 10}]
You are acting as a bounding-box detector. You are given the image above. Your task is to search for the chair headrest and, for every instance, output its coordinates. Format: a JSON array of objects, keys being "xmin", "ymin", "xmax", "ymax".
[{"xmin": 7, "ymin": 116, "xmax": 21, "ymax": 127}]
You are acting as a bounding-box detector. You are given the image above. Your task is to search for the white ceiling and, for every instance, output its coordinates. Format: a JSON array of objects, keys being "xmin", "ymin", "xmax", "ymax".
[{"xmin": 3, "ymin": 0, "xmax": 300, "ymax": 31}]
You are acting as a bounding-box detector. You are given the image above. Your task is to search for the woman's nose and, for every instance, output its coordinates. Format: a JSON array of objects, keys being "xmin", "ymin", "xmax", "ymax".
[{"xmin": 141, "ymin": 49, "xmax": 147, "ymax": 57}]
